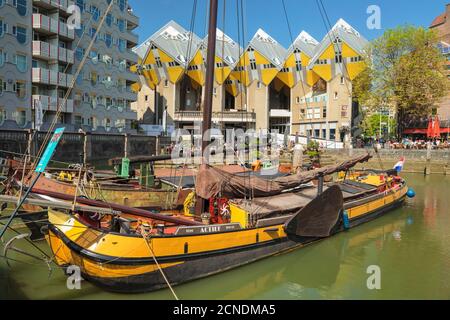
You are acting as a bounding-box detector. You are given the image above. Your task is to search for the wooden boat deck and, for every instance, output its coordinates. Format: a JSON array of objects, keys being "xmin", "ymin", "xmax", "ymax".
[{"xmin": 233, "ymin": 181, "xmax": 378, "ymax": 218}]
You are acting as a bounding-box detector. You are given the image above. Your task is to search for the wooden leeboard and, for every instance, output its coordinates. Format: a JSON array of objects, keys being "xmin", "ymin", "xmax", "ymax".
[{"xmin": 284, "ymin": 185, "xmax": 344, "ymax": 238}]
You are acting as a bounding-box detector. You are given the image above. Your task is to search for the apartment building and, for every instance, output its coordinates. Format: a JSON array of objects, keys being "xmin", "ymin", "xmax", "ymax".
[
  {"xmin": 0, "ymin": 0, "xmax": 139, "ymax": 133},
  {"xmin": 430, "ymin": 3, "xmax": 450, "ymax": 120},
  {"xmin": 0, "ymin": 0, "xmax": 32, "ymax": 128},
  {"xmin": 132, "ymin": 18, "xmax": 368, "ymax": 142}
]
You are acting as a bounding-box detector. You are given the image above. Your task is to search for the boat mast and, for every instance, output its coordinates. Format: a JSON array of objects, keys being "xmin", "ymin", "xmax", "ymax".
[{"xmin": 201, "ymin": 0, "xmax": 219, "ymax": 161}]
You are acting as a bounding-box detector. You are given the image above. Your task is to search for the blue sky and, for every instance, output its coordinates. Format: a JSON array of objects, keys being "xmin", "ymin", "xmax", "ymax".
[{"xmin": 129, "ymin": 0, "xmax": 448, "ymax": 47}]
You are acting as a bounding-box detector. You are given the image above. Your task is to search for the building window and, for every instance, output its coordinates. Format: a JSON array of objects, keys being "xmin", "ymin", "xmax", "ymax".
[
  {"xmin": 89, "ymin": 27, "xmax": 97, "ymax": 39},
  {"xmin": 105, "ymin": 118, "xmax": 111, "ymax": 131},
  {"xmin": 330, "ymin": 129, "xmax": 336, "ymax": 140},
  {"xmin": 0, "ymin": 78, "xmax": 3, "ymax": 94},
  {"xmin": 90, "ymin": 71, "xmax": 98, "ymax": 86},
  {"xmin": 118, "ymin": 0, "xmax": 126, "ymax": 11},
  {"xmin": 164, "ymin": 80, "xmax": 169, "ymax": 87},
  {"xmin": 341, "ymin": 105, "xmax": 348, "ymax": 117},
  {"xmin": 90, "ymin": 5, "xmax": 100, "ymax": 21},
  {"xmin": 335, "ymin": 52, "xmax": 342, "ymax": 63},
  {"xmin": 16, "ymin": 0, "xmax": 27, "ymax": 16},
  {"xmin": 0, "ymin": 19, "xmax": 3, "ymax": 37},
  {"xmin": 118, "ymin": 39, "xmax": 126, "ymax": 52},
  {"xmin": 295, "ymin": 60, "xmax": 302, "ymax": 72},
  {"xmin": 117, "ymin": 19, "xmax": 125, "ymax": 32},
  {"xmin": 89, "ymin": 51, "xmax": 98, "ymax": 63},
  {"xmin": 0, "ymin": 49, "xmax": 3, "ymax": 66},
  {"xmin": 334, "ymin": 92, "xmax": 338, "ymax": 100},
  {"xmin": 314, "ymin": 108, "xmax": 321, "ymax": 119},
  {"xmin": 350, "ymin": 56, "xmax": 363, "ymax": 63},
  {"xmin": 16, "ymin": 81, "xmax": 26, "ymax": 98},
  {"xmin": 155, "ymin": 57, "xmax": 163, "ymax": 68},
  {"xmin": 75, "ymin": 24, "xmax": 85, "ymax": 37},
  {"xmin": 76, "ymin": 0, "xmax": 85, "ymax": 12},
  {"xmin": 106, "ymin": 13, "xmax": 112, "ymax": 26},
  {"xmin": 74, "ymin": 115, "xmax": 83, "ymax": 125},
  {"xmin": 16, "ymin": 26, "xmax": 27, "ymax": 44},
  {"xmin": 314, "ymin": 129, "xmax": 320, "ymax": 138},
  {"xmin": 15, "ymin": 54, "xmax": 27, "ymax": 72},
  {"xmin": 14, "ymin": 110, "xmax": 26, "ymax": 127},
  {"xmin": 296, "ymin": 97, "xmax": 300, "ymax": 104},
  {"xmin": 105, "ymin": 33, "xmax": 112, "ymax": 47},
  {"xmin": 322, "ymin": 107, "xmax": 327, "ymax": 118},
  {"xmin": 256, "ymin": 81, "xmax": 262, "ymax": 89},
  {"xmin": 75, "ymin": 47, "xmax": 85, "ymax": 61},
  {"xmin": 250, "ymin": 58, "xmax": 257, "ymax": 70},
  {"xmin": 322, "ymin": 129, "xmax": 326, "ymax": 139}
]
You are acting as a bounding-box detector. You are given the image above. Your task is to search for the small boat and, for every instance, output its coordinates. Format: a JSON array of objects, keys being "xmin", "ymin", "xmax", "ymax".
[
  {"xmin": 3, "ymin": 155, "xmax": 190, "ymax": 210},
  {"xmin": 45, "ymin": 155, "xmax": 409, "ymax": 293}
]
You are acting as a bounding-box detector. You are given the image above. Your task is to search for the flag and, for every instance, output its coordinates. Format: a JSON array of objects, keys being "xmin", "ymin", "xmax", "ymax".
[{"xmin": 393, "ymin": 157, "xmax": 405, "ymax": 172}]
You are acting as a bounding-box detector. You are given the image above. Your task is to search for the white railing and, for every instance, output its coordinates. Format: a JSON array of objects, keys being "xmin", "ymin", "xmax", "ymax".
[
  {"xmin": 32, "ymin": 41, "xmax": 74, "ymax": 64},
  {"xmin": 33, "ymin": 0, "xmax": 75, "ymax": 13},
  {"xmin": 32, "ymin": 14, "xmax": 74, "ymax": 39},
  {"xmin": 32, "ymin": 68, "xmax": 74, "ymax": 88},
  {"xmin": 269, "ymin": 109, "xmax": 292, "ymax": 118},
  {"xmin": 33, "ymin": 95, "xmax": 74, "ymax": 113},
  {"xmin": 175, "ymin": 111, "xmax": 256, "ymax": 123}
]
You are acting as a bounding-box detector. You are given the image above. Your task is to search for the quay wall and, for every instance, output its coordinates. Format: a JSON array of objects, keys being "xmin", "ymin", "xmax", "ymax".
[{"xmin": 322, "ymin": 148, "xmax": 450, "ymax": 174}]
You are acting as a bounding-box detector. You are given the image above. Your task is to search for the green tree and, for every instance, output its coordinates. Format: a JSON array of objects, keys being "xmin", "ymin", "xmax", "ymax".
[
  {"xmin": 361, "ymin": 114, "xmax": 397, "ymax": 139},
  {"xmin": 353, "ymin": 26, "xmax": 449, "ymax": 138}
]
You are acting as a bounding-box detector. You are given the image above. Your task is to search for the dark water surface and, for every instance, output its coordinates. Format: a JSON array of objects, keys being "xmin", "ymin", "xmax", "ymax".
[{"xmin": 1, "ymin": 173, "xmax": 449, "ymax": 300}]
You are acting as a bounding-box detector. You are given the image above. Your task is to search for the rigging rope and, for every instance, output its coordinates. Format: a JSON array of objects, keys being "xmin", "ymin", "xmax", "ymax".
[{"xmin": 315, "ymin": 0, "xmax": 352, "ymax": 97}]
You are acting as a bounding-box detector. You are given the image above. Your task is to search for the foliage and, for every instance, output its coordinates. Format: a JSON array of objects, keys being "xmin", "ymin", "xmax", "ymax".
[
  {"xmin": 360, "ymin": 114, "xmax": 397, "ymax": 139},
  {"xmin": 306, "ymin": 140, "xmax": 320, "ymax": 163},
  {"xmin": 353, "ymin": 26, "xmax": 449, "ymax": 136}
]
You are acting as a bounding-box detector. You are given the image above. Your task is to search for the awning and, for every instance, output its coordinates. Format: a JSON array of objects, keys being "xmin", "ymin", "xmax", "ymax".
[{"xmin": 404, "ymin": 128, "xmax": 450, "ymax": 135}]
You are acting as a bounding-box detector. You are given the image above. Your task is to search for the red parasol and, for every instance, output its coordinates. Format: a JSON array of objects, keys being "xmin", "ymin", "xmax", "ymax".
[
  {"xmin": 433, "ymin": 116, "xmax": 441, "ymax": 138},
  {"xmin": 427, "ymin": 117, "xmax": 433, "ymax": 138}
]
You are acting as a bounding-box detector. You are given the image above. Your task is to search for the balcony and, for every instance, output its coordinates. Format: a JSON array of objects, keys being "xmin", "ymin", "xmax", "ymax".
[
  {"xmin": 32, "ymin": 13, "xmax": 75, "ymax": 40},
  {"xmin": 32, "ymin": 68, "xmax": 74, "ymax": 88},
  {"xmin": 32, "ymin": 0, "xmax": 75, "ymax": 16},
  {"xmin": 175, "ymin": 111, "xmax": 256, "ymax": 123},
  {"xmin": 125, "ymin": 9, "xmax": 139, "ymax": 29},
  {"xmin": 123, "ymin": 31, "xmax": 139, "ymax": 47},
  {"xmin": 32, "ymin": 41, "xmax": 74, "ymax": 64},
  {"xmin": 32, "ymin": 95, "xmax": 74, "ymax": 113},
  {"xmin": 270, "ymin": 109, "xmax": 292, "ymax": 118}
]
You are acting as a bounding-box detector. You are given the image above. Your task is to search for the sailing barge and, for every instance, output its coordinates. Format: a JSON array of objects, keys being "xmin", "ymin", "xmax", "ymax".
[
  {"xmin": 46, "ymin": 154, "xmax": 409, "ymax": 293},
  {"xmin": 4, "ymin": 155, "xmax": 190, "ymax": 209}
]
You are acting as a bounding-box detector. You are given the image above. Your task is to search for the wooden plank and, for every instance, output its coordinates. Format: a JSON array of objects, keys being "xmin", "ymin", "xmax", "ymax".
[{"xmin": 0, "ymin": 195, "xmax": 118, "ymax": 215}]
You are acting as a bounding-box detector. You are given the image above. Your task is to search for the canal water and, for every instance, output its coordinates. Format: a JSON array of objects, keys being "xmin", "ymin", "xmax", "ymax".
[{"xmin": 1, "ymin": 173, "xmax": 449, "ymax": 300}]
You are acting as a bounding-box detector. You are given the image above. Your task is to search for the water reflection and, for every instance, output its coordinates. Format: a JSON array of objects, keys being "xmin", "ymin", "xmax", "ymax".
[{"xmin": 1, "ymin": 173, "xmax": 450, "ymax": 300}]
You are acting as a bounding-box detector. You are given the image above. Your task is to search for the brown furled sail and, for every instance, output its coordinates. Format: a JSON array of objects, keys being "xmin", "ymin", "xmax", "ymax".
[
  {"xmin": 195, "ymin": 153, "xmax": 372, "ymax": 199},
  {"xmin": 284, "ymin": 185, "xmax": 344, "ymax": 238}
]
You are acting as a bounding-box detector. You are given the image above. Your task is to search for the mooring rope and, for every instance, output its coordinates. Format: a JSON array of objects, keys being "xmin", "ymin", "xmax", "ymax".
[{"xmin": 140, "ymin": 230, "xmax": 179, "ymax": 300}]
